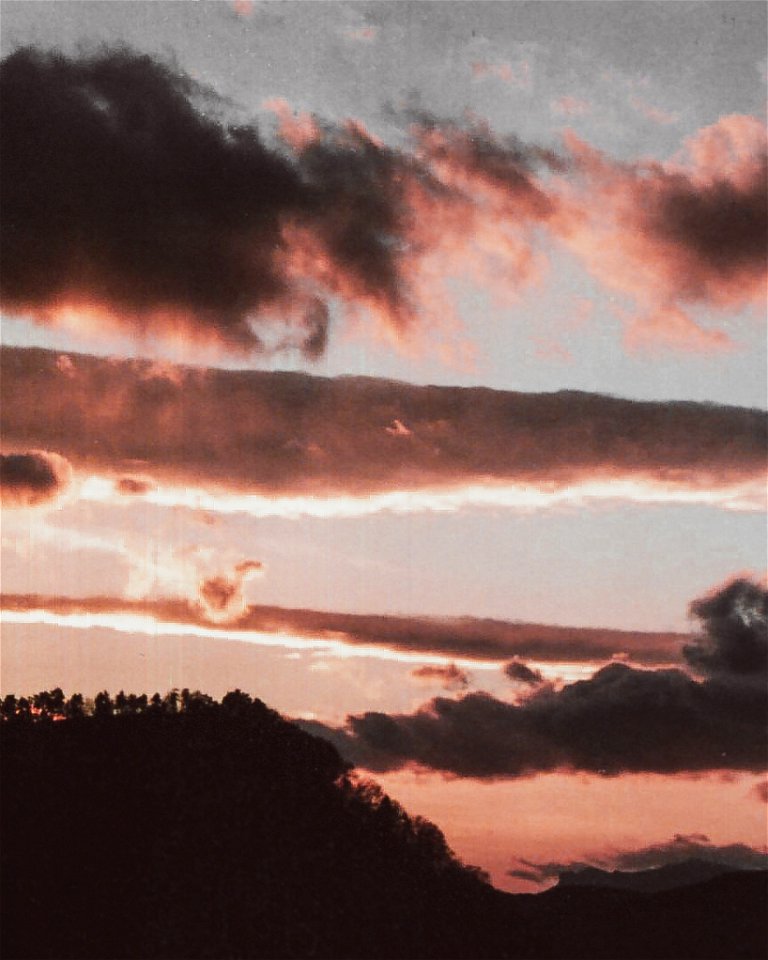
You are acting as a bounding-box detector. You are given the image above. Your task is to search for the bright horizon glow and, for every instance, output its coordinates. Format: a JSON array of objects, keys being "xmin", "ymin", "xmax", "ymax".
[{"xmin": 76, "ymin": 474, "xmax": 766, "ymax": 519}]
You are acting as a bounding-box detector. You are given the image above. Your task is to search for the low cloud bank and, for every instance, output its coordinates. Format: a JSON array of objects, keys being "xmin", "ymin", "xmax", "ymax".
[{"xmin": 300, "ymin": 578, "xmax": 768, "ymax": 778}]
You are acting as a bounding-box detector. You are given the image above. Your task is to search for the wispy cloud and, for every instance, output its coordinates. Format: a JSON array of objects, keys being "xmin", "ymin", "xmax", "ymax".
[
  {"xmin": 411, "ymin": 664, "xmax": 470, "ymax": 690},
  {"xmin": 551, "ymin": 96, "xmax": 591, "ymax": 117},
  {"xmin": 0, "ymin": 592, "xmax": 687, "ymax": 668},
  {"xmin": 471, "ymin": 60, "xmax": 530, "ymax": 87},
  {"xmin": 629, "ymin": 95, "xmax": 679, "ymax": 126}
]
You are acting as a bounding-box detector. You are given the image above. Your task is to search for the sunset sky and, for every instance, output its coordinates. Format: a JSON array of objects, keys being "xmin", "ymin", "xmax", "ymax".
[{"xmin": 1, "ymin": 0, "xmax": 766, "ymax": 893}]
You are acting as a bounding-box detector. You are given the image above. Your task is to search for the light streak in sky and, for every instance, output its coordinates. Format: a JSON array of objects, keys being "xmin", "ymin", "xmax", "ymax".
[
  {"xmin": 77, "ymin": 475, "xmax": 764, "ymax": 520},
  {"xmin": 0, "ymin": 607, "xmax": 600, "ymax": 682}
]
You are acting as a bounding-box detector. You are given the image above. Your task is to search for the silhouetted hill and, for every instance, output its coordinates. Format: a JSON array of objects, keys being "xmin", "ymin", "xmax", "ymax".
[
  {"xmin": 2, "ymin": 690, "xmax": 766, "ymax": 959},
  {"xmin": 1, "ymin": 690, "xmax": 508, "ymax": 960},
  {"xmin": 516, "ymin": 871, "xmax": 768, "ymax": 960},
  {"xmin": 556, "ymin": 858, "xmax": 750, "ymax": 893}
]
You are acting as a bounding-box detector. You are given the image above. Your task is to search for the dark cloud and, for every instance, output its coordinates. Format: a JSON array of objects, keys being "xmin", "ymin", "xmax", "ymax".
[
  {"xmin": 296, "ymin": 297, "xmax": 330, "ymax": 361},
  {"xmin": 411, "ymin": 664, "xmax": 470, "ymax": 690},
  {"xmin": 283, "ymin": 117, "xmax": 431, "ymax": 332},
  {"xmin": 0, "ymin": 593, "xmax": 686, "ymax": 666},
  {"xmin": 0, "ymin": 48, "xmax": 548, "ymax": 355},
  {"xmin": 1, "ymin": 48, "xmax": 764, "ymax": 357},
  {"xmin": 0, "ymin": 47, "xmax": 310, "ymax": 353},
  {"xmin": 2, "ymin": 347, "xmax": 764, "ymax": 502},
  {"xmin": 309, "ymin": 662, "xmax": 766, "ymax": 777},
  {"xmin": 0, "ymin": 450, "xmax": 72, "ymax": 507},
  {"xmin": 300, "ymin": 579, "xmax": 768, "ymax": 778},
  {"xmin": 199, "ymin": 576, "xmax": 242, "ymax": 615},
  {"xmin": 115, "ymin": 476, "xmax": 156, "ymax": 496},
  {"xmin": 684, "ymin": 578, "xmax": 768, "ymax": 678},
  {"xmin": 752, "ymin": 781, "xmax": 768, "ymax": 804},
  {"xmin": 508, "ymin": 834, "xmax": 768, "ymax": 885},
  {"xmin": 648, "ymin": 138, "xmax": 768, "ymax": 300},
  {"xmin": 503, "ymin": 658, "xmax": 544, "ymax": 686},
  {"xmin": 198, "ymin": 561, "xmax": 263, "ymax": 619}
]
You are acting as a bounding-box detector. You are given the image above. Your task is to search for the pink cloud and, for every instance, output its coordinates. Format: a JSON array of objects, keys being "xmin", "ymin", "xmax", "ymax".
[
  {"xmin": 471, "ymin": 60, "xmax": 530, "ymax": 87},
  {"xmin": 3, "ymin": 49, "xmax": 764, "ymax": 361},
  {"xmin": 55, "ymin": 354, "xmax": 75, "ymax": 376},
  {"xmin": 385, "ymin": 419, "xmax": 413, "ymax": 437},
  {"xmin": 630, "ymin": 96, "xmax": 679, "ymax": 126},
  {"xmin": 231, "ymin": 0, "xmax": 253, "ymax": 18},
  {"xmin": 343, "ymin": 25, "xmax": 378, "ymax": 43},
  {"xmin": 553, "ymin": 115, "xmax": 767, "ymax": 352},
  {"xmin": 532, "ymin": 338, "xmax": 573, "ymax": 364},
  {"xmin": 622, "ymin": 305, "xmax": 735, "ymax": 355},
  {"xmin": 552, "ymin": 96, "xmax": 591, "ymax": 117},
  {"xmin": 262, "ymin": 97, "xmax": 321, "ymax": 152}
]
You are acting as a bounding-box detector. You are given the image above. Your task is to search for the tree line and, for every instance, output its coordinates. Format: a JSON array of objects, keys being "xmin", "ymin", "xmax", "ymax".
[{"xmin": 0, "ymin": 686, "xmax": 252, "ymax": 721}]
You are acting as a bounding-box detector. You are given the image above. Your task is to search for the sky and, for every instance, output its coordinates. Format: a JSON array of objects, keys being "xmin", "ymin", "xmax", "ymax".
[{"xmin": 0, "ymin": 1, "xmax": 766, "ymax": 893}]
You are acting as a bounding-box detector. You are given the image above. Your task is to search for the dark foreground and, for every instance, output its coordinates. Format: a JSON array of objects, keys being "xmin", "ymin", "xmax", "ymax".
[{"xmin": 2, "ymin": 691, "xmax": 765, "ymax": 959}]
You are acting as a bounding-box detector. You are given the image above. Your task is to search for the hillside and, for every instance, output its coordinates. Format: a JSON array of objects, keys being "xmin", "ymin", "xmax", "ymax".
[
  {"xmin": 1, "ymin": 690, "xmax": 765, "ymax": 959},
  {"xmin": 1, "ymin": 690, "xmax": 508, "ymax": 960}
]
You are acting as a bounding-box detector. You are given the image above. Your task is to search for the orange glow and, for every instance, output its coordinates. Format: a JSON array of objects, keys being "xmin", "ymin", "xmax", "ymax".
[
  {"xmin": 77, "ymin": 473, "xmax": 765, "ymax": 519},
  {"xmin": 15, "ymin": 300, "xmax": 259, "ymax": 362},
  {"xmin": 373, "ymin": 769, "xmax": 768, "ymax": 893}
]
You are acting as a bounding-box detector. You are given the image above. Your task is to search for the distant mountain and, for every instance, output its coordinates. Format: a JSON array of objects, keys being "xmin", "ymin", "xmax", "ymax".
[
  {"xmin": 557, "ymin": 858, "xmax": 754, "ymax": 893},
  {"xmin": 518, "ymin": 872, "xmax": 768, "ymax": 960},
  {"xmin": 2, "ymin": 689, "xmax": 766, "ymax": 960}
]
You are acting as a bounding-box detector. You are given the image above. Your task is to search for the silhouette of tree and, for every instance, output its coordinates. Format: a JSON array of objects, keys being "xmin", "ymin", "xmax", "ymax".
[
  {"xmin": 49, "ymin": 687, "xmax": 65, "ymax": 718},
  {"xmin": 1, "ymin": 694, "xmax": 17, "ymax": 721},
  {"xmin": 65, "ymin": 693, "xmax": 85, "ymax": 720},
  {"xmin": 222, "ymin": 689, "xmax": 254, "ymax": 719},
  {"xmin": 129, "ymin": 693, "xmax": 148, "ymax": 714},
  {"xmin": 186, "ymin": 690, "xmax": 215, "ymax": 713},
  {"xmin": 32, "ymin": 690, "xmax": 52, "ymax": 719},
  {"xmin": 15, "ymin": 697, "xmax": 31, "ymax": 721},
  {"xmin": 94, "ymin": 690, "xmax": 112, "ymax": 719}
]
